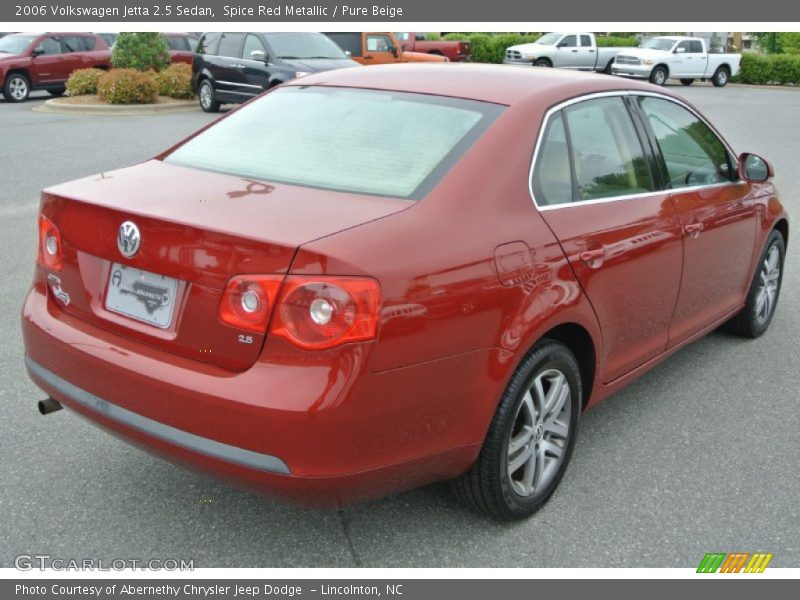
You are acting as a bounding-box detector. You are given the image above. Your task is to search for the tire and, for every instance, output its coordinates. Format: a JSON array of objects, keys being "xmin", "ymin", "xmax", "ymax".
[
  {"xmin": 533, "ymin": 58, "xmax": 552, "ymax": 68},
  {"xmin": 723, "ymin": 230, "xmax": 785, "ymax": 338},
  {"xmin": 603, "ymin": 60, "xmax": 614, "ymax": 75},
  {"xmin": 451, "ymin": 340, "xmax": 582, "ymax": 520},
  {"xmin": 3, "ymin": 72, "xmax": 30, "ymax": 102},
  {"xmin": 198, "ymin": 79, "xmax": 220, "ymax": 113},
  {"xmin": 680, "ymin": 79, "xmax": 695, "ymax": 86},
  {"xmin": 649, "ymin": 66, "xmax": 668, "ymax": 86},
  {"xmin": 712, "ymin": 67, "xmax": 730, "ymax": 87},
  {"xmin": 48, "ymin": 87, "xmax": 66, "ymax": 97}
]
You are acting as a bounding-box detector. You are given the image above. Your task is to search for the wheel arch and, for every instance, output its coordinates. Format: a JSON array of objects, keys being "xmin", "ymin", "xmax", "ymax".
[
  {"xmin": 4, "ymin": 68, "xmax": 31, "ymax": 85},
  {"xmin": 774, "ymin": 218, "xmax": 789, "ymax": 249},
  {"xmin": 654, "ymin": 63, "xmax": 669, "ymax": 76},
  {"xmin": 538, "ymin": 323, "xmax": 597, "ymax": 409}
]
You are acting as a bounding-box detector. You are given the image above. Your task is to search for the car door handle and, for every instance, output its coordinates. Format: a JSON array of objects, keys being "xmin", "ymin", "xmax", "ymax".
[
  {"xmin": 684, "ymin": 222, "xmax": 704, "ymax": 236},
  {"xmin": 589, "ymin": 49, "xmax": 595, "ymax": 53},
  {"xmin": 571, "ymin": 49, "xmax": 578, "ymax": 53},
  {"xmin": 579, "ymin": 248, "xmax": 606, "ymax": 266},
  {"xmin": 364, "ymin": 55, "xmax": 374, "ymax": 60}
]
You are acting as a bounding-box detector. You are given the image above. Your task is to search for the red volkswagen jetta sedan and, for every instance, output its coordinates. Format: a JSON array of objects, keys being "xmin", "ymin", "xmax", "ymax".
[{"xmin": 22, "ymin": 65, "xmax": 788, "ymax": 519}]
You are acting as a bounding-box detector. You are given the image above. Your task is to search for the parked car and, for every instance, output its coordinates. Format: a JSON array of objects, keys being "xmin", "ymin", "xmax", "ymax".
[
  {"xmin": 394, "ymin": 32, "xmax": 471, "ymax": 61},
  {"xmin": 22, "ymin": 65, "xmax": 788, "ymax": 519},
  {"xmin": 193, "ymin": 32, "xmax": 359, "ymax": 112},
  {"xmin": 504, "ymin": 32, "xmax": 630, "ymax": 72},
  {"xmin": 97, "ymin": 33, "xmax": 117, "ymax": 48},
  {"xmin": 325, "ymin": 32, "xmax": 448, "ymax": 65},
  {"xmin": 612, "ymin": 36, "xmax": 741, "ymax": 86},
  {"xmin": 0, "ymin": 32, "xmax": 110, "ymax": 102},
  {"xmin": 163, "ymin": 32, "xmax": 199, "ymax": 65}
]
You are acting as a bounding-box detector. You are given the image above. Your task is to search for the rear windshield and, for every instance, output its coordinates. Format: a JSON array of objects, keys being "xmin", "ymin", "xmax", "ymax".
[{"xmin": 165, "ymin": 86, "xmax": 503, "ymax": 199}]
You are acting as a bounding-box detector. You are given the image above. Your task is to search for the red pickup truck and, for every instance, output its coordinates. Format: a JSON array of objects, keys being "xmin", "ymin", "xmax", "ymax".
[
  {"xmin": 0, "ymin": 32, "xmax": 110, "ymax": 102},
  {"xmin": 394, "ymin": 32, "xmax": 471, "ymax": 62}
]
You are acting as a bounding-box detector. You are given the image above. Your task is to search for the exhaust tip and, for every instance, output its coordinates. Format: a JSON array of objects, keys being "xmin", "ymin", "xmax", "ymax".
[{"xmin": 38, "ymin": 397, "xmax": 62, "ymax": 415}]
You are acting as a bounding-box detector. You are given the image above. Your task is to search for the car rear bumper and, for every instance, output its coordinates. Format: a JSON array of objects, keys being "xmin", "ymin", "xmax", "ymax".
[{"xmin": 22, "ymin": 283, "xmax": 490, "ymax": 506}]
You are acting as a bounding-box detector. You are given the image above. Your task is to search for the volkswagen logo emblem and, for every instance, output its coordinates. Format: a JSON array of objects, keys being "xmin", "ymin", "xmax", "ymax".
[{"xmin": 117, "ymin": 221, "xmax": 141, "ymax": 258}]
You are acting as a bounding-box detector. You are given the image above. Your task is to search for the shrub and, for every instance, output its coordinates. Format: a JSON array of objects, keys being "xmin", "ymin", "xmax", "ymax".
[
  {"xmin": 155, "ymin": 63, "xmax": 193, "ymax": 99},
  {"xmin": 111, "ymin": 32, "xmax": 170, "ymax": 72},
  {"xmin": 737, "ymin": 52, "xmax": 800, "ymax": 85},
  {"xmin": 441, "ymin": 33, "xmax": 637, "ymax": 63},
  {"xmin": 97, "ymin": 69, "xmax": 158, "ymax": 104},
  {"xmin": 65, "ymin": 68, "xmax": 104, "ymax": 95}
]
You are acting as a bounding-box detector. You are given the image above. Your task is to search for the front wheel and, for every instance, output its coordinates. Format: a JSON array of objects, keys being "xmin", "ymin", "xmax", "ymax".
[
  {"xmin": 198, "ymin": 80, "xmax": 220, "ymax": 113},
  {"xmin": 724, "ymin": 230, "xmax": 785, "ymax": 338},
  {"xmin": 533, "ymin": 58, "xmax": 552, "ymax": 68},
  {"xmin": 680, "ymin": 78, "xmax": 695, "ymax": 86},
  {"xmin": 712, "ymin": 67, "xmax": 730, "ymax": 87},
  {"xmin": 649, "ymin": 66, "xmax": 668, "ymax": 86},
  {"xmin": 451, "ymin": 340, "xmax": 581, "ymax": 520},
  {"xmin": 3, "ymin": 73, "xmax": 30, "ymax": 102}
]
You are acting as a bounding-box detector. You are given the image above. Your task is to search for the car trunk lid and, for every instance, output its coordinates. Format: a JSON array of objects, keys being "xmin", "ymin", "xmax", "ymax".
[{"xmin": 40, "ymin": 160, "xmax": 410, "ymax": 371}]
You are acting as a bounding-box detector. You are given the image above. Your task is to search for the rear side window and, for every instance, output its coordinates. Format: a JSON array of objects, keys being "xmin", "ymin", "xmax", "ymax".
[
  {"xmin": 165, "ymin": 86, "xmax": 503, "ymax": 199},
  {"xmin": 533, "ymin": 113, "xmax": 572, "ymax": 206},
  {"xmin": 689, "ymin": 40, "xmax": 704, "ymax": 53},
  {"xmin": 217, "ymin": 33, "xmax": 243, "ymax": 58},
  {"xmin": 60, "ymin": 36, "xmax": 87, "ymax": 52},
  {"xmin": 580, "ymin": 35, "xmax": 592, "ymax": 47},
  {"xmin": 639, "ymin": 97, "xmax": 733, "ymax": 188},
  {"xmin": 532, "ymin": 97, "xmax": 656, "ymax": 205},
  {"xmin": 564, "ymin": 97, "xmax": 655, "ymax": 201}
]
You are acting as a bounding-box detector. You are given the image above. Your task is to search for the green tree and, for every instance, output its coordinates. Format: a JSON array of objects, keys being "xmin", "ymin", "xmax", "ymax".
[{"xmin": 111, "ymin": 32, "xmax": 171, "ymax": 71}]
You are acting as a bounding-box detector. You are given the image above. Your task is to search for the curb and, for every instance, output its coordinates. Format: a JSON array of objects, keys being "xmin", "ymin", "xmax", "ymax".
[{"xmin": 33, "ymin": 98, "xmax": 199, "ymax": 116}]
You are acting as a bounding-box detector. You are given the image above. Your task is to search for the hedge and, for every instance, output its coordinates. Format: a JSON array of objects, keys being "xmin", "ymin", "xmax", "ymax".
[
  {"xmin": 65, "ymin": 68, "xmax": 105, "ymax": 95},
  {"xmin": 155, "ymin": 63, "xmax": 194, "ymax": 99},
  {"xmin": 735, "ymin": 52, "xmax": 800, "ymax": 85},
  {"xmin": 97, "ymin": 69, "xmax": 158, "ymax": 104},
  {"xmin": 441, "ymin": 33, "xmax": 638, "ymax": 63}
]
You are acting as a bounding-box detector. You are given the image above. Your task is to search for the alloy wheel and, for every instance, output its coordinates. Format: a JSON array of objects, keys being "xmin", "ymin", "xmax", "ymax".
[
  {"xmin": 755, "ymin": 245, "xmax": 780, "ymax": 326},
  {"xmin": 507, "ymin": 368, "xmax": 572, "ymax": 497},
  {"xmin": 9, "ymin": 76, "xmax": 28, "ymax": 101}
]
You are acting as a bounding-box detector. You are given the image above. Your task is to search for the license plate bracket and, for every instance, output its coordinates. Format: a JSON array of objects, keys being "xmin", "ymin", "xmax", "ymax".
[{"xmin": 105, "ymin": 263, "xmax": 179, "ymax": 329}]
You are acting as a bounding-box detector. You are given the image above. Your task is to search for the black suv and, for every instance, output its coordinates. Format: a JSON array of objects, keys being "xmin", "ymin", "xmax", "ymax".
[{"xmin": 192, "ymin": 32, "xmax": 359, "ymax": 112}]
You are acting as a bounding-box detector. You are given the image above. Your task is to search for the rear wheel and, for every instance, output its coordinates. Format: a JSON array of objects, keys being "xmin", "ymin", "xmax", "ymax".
[
  {"xmin": 533, "ymin": 58, "xmax": 552, "ymax": 68},
  {"xmin": 712, "ymin": 67, "xmax": 730, "ymax": 87},
  {"xmin": 724, "ymin": 230, "xmax": 785, "ymax": 337},
  {"xmin": 452, "ymin": 340, "xmax": 581, "ymax": 520},
  {"xmin": 680, "ymin": 78, "xmax": 695, "ymax": 86},
  {"xmin": 3, "ymin": 73, "xmax": 30, "ymax": 102},
  {"xmin": 198, "ymin": 79, "xmax": 220, "ymax": 113},
  {"xmin": 649, "ymin": 66, "xmax": 668, "ymax": 86}
]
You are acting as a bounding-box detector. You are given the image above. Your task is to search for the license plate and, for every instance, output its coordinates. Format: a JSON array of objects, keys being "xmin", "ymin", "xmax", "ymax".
[{"xmin": 105, "ymin": 263, "xmax": 179, "ymax": 329}]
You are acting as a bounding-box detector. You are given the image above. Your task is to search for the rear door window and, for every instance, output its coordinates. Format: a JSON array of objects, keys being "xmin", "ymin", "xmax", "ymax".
[
  {"xmin": 217, "ymin": 33, "xmax": 243, "ymax": 58},
  {"xmin": 532, "ymin": 113, "xmax": 573, "ymax": 206},
  {"xmin": 580, "ymin": 35, "xmax": 592, "ymax": 47}
]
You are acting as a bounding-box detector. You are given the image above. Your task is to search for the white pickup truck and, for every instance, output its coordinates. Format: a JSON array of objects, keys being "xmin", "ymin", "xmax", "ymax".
[
  {"xmin": 611, "ymin": 36, "xmax": 741, "ymax": 87},
  {"xmin": 503, "ymin": 32, "xmax": 628, "ymax": 73}
]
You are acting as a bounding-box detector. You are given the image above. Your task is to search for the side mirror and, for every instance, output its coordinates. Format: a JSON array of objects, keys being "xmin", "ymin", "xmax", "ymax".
[
  {"xmin": 738, "ymin": 153, "xmax": 773, "ymax": 183},
  {"xmin": 250, "ymin": 49, "xmax": 266, "ymax": 62},
  {"xmin": 557, "ymin": 42, "xmax": 568, "ymax": 48},
  {"xmin": 674, "ymin": 47, "xmax": 686, "ymax": 53},
  {"xmin": 31, "ymin": 48, "xmax": 45, "ymax": 57},
  {"xmin": 344, "ymin": 50, "xmax": 352, "ymax": 57},
  {"xmin": 390, "ymin": 46, "xmax": 399, "ymax": 58}
]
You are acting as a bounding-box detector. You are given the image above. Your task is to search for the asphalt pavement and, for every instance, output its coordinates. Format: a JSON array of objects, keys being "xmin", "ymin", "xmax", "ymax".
[{"xmin": 0, "ymin": 84, "xmax": 798, "ymax": 568}]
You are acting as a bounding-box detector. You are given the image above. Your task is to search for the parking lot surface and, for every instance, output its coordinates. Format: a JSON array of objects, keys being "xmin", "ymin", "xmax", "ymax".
[{"xmin": 1, "ymin": 84, "xmax": 798, "ymax": 568}]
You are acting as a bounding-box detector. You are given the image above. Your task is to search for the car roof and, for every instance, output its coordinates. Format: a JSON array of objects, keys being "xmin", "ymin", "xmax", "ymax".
[{"xmin": 286, "ymin": 63, "xmax": 674, "ymax": 106}]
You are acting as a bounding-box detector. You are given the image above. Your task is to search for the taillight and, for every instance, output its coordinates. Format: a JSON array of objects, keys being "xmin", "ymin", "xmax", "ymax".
[
  {"xmin": 219, "ymin": 275, "xmax": 283, "ymax": 334},
  {"xmin": 37, "ymin": 214, "xmax": 62, "ymax": 271},
  {"xmin": 271, "ymin": 276, "xmax": 381, "ymax": 350}
]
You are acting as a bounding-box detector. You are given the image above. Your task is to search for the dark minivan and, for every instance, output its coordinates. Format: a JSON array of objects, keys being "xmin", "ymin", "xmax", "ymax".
[{"xmin": 192, "ymin": 32, "xmax": 360, "ymax": 112}]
